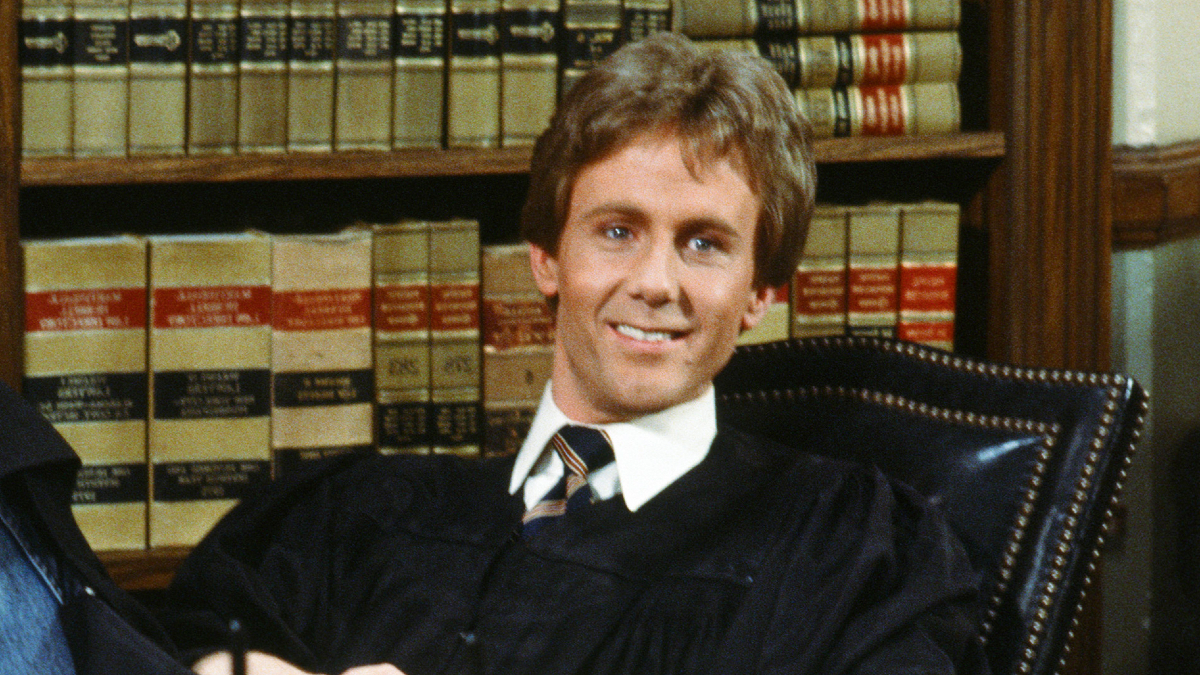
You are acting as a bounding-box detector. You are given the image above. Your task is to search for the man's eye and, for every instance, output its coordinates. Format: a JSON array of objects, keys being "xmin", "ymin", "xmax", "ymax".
[
  {"xmin": 604, "ymin": 226, "xmax": 632, "ymax": 240},
  {"xmin": 688, "ymin": 236, "xmax": 720, "ymax": 253}
]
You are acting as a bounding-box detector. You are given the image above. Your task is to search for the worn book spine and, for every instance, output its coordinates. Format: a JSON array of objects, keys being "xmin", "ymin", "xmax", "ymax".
[
  {"xmin": 392, "ymin": 0, "xmax": 446, "ymax": 148},
  {"xmin": 674, "ymin": 0, "xmax": 802, "ymax": 37},
  {"xmin": 791, "ymin": 204, "xmax": 848, "ymax": 339},
  {"xmin": 481, "ymin": 243, "xmax": 554, "ymax": 457},
  {"xmin": 623, "ymin": 0, "xmax": 671, "ymax": 44},
  {"xmin": 447, "ymin": 0, "xmax": 501, "ymax": 148},
  {"xmin": 23, "ymin": 236, "xmax": 149, "ymax": 552},
  {"xmin": 794, "ymin": 82, "xmax": 960, "ymax": 139},
  {"xmin": 846, "ymin": 203, "xmax": 900, "ymax": 339},
  {"xmin": 737, "ymin": 284, "xmax": 789, "ymax": 346},
  {"xmin": 898, "ymin": 201, "xmax": 959, "ymax": 351},
  {"xmin": 147, "ymin": 233, "xmax": 273, "ymax": 548},
  {"xmin": 128, "ymin": 0, "xmax": 187, "ymax": 155},
  {"xmin": 188, "ymin": 0, "xmax": 240, "ymax": 154},
  {"xmin": 335, "ymin": 0, "xmax": 395, "ymax": 150},
  {"xmin": 676, "ymin": 0, "xmax": 959, "ymax": 36},
  {"xmin": 429, "ymin": 219, "xmax": 482, "ymax": 456},
  {"xmin": 500, "ymin": 0, "xmax": 558, "ymax": 148},
  {"xmin": 238, "ymin": 0, "xmax": 290, "ymax": 152},
  {"xmin": 73, "ymin": 0, "xmax": 130, "ymax": 156},
  {"xmin": 19, "ymin": 0, "xmax": 75, "ymax": 157},
  {"xmin": 558, "ymin": 0, "xmax": 621, "ymax": 98},
  {"xmin": 373, "ymin": 221, "xmax": 432, "ymax": 454},
  {"xmin": 271, "ymin": 231, "xmax": 375, "ymax": 475},
  {"xmin": 287, "ymin": 0, "xmax": 336, "ymax": 151}
]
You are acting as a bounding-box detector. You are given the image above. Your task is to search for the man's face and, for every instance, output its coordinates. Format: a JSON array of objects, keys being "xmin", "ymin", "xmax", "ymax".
[{"xmin": 530, "ymin": 132, "xmax": 773, "ymax": 423}]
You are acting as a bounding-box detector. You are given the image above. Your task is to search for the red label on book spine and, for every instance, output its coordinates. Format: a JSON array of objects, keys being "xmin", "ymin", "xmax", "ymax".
[
  {"xmin": 430, "ymin": 283, "xmax": 480, "ymax": 332},
  {"xmin": 152, "ymin": 286, "xmax": 271, "ymax": 329},
  {"xmin": 848, "ymin": 267, "xmax": 898, "ymax": 312},
  {"xmin": 898, "ymin": 321, "xmax": 954, "ymax": 344},
  {"xmin": 25, "ymin": 288, "xmax": 147, "ymax": 332},
  {"xmin": 900, "ymin": 265, "xmax": 957, "ymax": 313},
  {"xmin": 482, "ymin": 299, "xmax": 555, "ymax": 350},
  {"xmin": 859, "ymin": 33, "xmax": 907, "ymax": 86},
  {"xmin": 858, "ymin": 0, "xmax": 909, "ymax": 31},
  {"xmin": 273, "ymin": 289, "xmax": 371, "ymax": 331},
  {"xmin": 793, "ymin": 270, "xmax": 847, "ymax": 316},
  {"xmin": 375, "ymin": 284, "xmax": 430, "ymax": 331},
  {"xmin": 858, "ymin": 85, "xmax": 908, "ymax": 136}
]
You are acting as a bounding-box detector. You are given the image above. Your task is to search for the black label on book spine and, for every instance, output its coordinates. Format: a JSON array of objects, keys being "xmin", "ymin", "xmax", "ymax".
[
  {"xmin": 450, "ymin": 11, "xmax": 499, "ymax": 58},
  {"xmin": 24, "ymin": 372, "xmax": 149, "ymax": 423},
  {"xmin": 73, "ymin": 19, "xmax": 129, "ymax": 66},
  {"xmin": 72, "ymin": 463, "xmax": 149, "ymax": 505},
  {"xmin": 758, "ymin": 35, "xmax": 798, "ymax": 87},
  {"xmin": 338, "ymin": 15, "xmax": 392, "ymax": 60},
  {"xmin": 240, "ymin": 16, "xmax": 289, "ymax": 62},
  {"xmin": 560, "ymin": 27, "xmax": 619, "ymax": 70},
  {"xmin": 130, "ymin": 18, "xmax": 187, "ymax": 64},
  {"xmin": 191, "ymin": 19, "xmax": 239, "ymax": 64},
  {"xmin": 153, "ymin": 369, "xmax": 271, "ymax": 420},
  {"xmin": 377, "ymin": 399, "xmax": 429, "ymax": 448},
  {"xmin": 20, "ymin": 19, "xmax": 74, "ymax": 67},
  {"xmin": 832, "ymin": 87, "xmax": 851, "ymax": 137},
  {"xmin": 431, "ymin": 399, "xmax": 480, "ymax": 447},
  {"xmin": 754, "ymin": 0, "xmax": 798, "ymax": 34},
  {"xmin": 273, "ymin": 369, "xmax": 373, "ymax": 407},
  {"xmin": 394, "ymin": 11, "xmax": 444, "ymax": 58},
  {"xmin": 273, "ymin": 445, "xmax": 374, "ymax": 475},
  {"xmin": 153, "ymin": 460, "xmax": 272, "ymax": 502},
  {"xmin": 834, "ymin": 35, "xmax": 853, "ymax": 88},
  {"xmin": 502, "ymin": 9, "xmax": 556, "ymax": 56},
  {"xmin": 623, "ymin": 7, "xmax": 669, "ymax": 43},
  {"xmin": 290, "ymin": 16, "xmax": 336, "ymax": 61}
]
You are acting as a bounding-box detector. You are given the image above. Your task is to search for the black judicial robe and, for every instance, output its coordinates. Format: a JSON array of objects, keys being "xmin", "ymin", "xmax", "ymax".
[{"xmin": 161, "ymin": 427, "xmax": 985, "ymax": 675}]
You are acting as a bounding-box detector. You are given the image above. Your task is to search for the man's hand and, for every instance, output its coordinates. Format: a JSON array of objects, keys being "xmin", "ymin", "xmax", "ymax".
[{"xmin": 192, "ymin": 651, "xmax": 405, "ymax": 675}]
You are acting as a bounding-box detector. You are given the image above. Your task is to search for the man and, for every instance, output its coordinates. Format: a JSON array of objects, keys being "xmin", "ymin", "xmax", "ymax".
[{"xmin": 164, "ymin": 33, "xmax": 984, "ymax": 675}]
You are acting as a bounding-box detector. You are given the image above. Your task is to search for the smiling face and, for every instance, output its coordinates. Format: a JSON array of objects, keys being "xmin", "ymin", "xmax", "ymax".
[{"xmin": 530, "ymin": 132, "xmax": 774, "ymax": 423}]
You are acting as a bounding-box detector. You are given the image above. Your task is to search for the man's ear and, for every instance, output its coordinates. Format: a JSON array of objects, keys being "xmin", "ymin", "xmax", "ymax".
[
  {"xmin": 528, "ymin": 243, "xmax": 560, "ymax": 299},
  {"xmin": 740, "ymin": 285, "xmax": 776, "ymax": 332}
]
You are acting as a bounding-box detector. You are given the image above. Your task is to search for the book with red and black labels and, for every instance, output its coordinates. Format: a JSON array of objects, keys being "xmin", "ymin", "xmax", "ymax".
[
  {"xmin": 898, "ymin": 201, "xmax": 959, "ymax": 351},
  {"xmin": 429, "ymin": 219, "xmax": 483, "ymax": 455},
  {"xmin": 796, "ymin": 81, "xmax": 960, "ymax": 138},
  {"xmin": 846, "ymin": 202, "xmax": 900, "ymax": 338},
  {"xmin": 20, "ymin": 0, "xmax": 75, "ymax": 157},
  {"xmin": 791, "ymin": 204, "xmax": 848, "ymax": 339},
  {"xmin": 675, "ymin": 0, "xmax": 960, "ymax": 37}
]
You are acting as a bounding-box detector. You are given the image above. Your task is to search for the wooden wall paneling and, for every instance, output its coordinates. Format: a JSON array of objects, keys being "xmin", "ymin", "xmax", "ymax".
[
  {"xmin": 1112, "ymin": 140, "xmax": 1200, "ymax": 248},
  {"xmin": 1, "ymin": 0, "xmax": 21, "ymax": 390}
]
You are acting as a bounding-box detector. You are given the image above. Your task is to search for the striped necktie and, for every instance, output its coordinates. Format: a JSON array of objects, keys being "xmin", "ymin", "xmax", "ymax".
[{"xmin": 522, "ymin": 425, "xmax": 615, "ymax": 535}]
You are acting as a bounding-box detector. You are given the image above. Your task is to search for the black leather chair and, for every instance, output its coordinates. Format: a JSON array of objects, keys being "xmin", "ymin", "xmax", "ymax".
[{"xmin": 713, "ymin": 336, "xmax": 1148, "ymax": 675}]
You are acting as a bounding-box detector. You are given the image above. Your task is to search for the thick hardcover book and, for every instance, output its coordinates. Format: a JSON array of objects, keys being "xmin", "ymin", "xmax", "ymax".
[
  {"xmin": 429, "ymin": 219, "xmax": 482, "ymax": 455},
  {"xmin": 846, "ymin": 203, "xmax": 900, "ymax": 339},
  {"xmin": 623, "ymin": 0, "xmax": 671, "ymax": 44},
  {"xmin": 188, "ymin": 0, "xmax": 240, "ymax": 154},
  {"xmin": 23, "ymin": 236, "xmax": 149, "ymax": 551},
  {"xmin": 791, "ymin": 204, "xmax": 848, "ymax": 339},
  {"xmin": 271, "ymin": 232, "xmax": 375, "ymax": 475},
  {"xmin": 147, "ymin": 233, "xmax": 273, "ymax": 548},
  {"xmin": 373, "ymin": 221, "xmax": 432, "ymax": 454},
  {"xmin": 392, "ymin": 0, "xmax": 446, "ymax": 148},
  {"xmin": 128, "ymin": 0, "xmax": 188, "ymax": 155},
  {"xmin": 737, "ymin": 284, "xmax": 790, "ymax": 346},
  {"xmin": 19, "ymin": 0, "xmax": 74, "ymax": 157},
  {"xmin": 447, "ymin": 0, "xmax": 502, "ymax": 148},
  {"xmin": 676, "ymin": 0, "xmax": 959, "ymax": 37},
  {"xmin": 481, "ymin": 243, "xmax": 554, "ymax": 456},
  {"xmin": 288, "ymin": 0, "xmax": 336, "ymax": 151},
  {"xmin": 238, "ymin": 0, "xmax": 290, "ymax": 152},
  {"xmin": 558, "ymin": 0, "xmax": 621, "ymax": 98},
  {"xmin": 500, "ymin": 0, "xmax": 558, "ymax": 147},
  {"xmin": 898, "ymin": 201, "xmax": 959, "ymax": 351},
  {"xmin": 796, "ymin": 82, "xmax": 960, "ymax": 138},
  {"xmin": 73, "ymin": 0, "xmax": 130, "ymax": 156},
  {"xmin": 335, "ymin": 0, "xmax": 395, "ymax": 150}
]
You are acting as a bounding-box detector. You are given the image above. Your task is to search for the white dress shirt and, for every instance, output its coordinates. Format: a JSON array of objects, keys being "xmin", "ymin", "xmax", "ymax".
[{"xmin": 508, "ymin": 384, "xmax": 718, "ymax": 512}]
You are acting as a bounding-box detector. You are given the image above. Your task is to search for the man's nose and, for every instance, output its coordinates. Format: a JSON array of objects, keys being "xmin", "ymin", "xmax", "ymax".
[{"xmin": 627, "ymin": 240, "xmax": 680, "ymax": 306}]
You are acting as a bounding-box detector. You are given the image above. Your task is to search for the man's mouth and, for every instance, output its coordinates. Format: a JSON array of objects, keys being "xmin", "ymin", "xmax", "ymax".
[{"xmin": 614, "ymin": 323, "xmax": 683, "ymax": 343}]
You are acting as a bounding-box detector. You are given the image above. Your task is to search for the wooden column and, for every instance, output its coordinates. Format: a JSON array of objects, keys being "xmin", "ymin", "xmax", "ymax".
[{"xmin": 0, "ymin": 0, "xmax": 22, "ymax": 389}]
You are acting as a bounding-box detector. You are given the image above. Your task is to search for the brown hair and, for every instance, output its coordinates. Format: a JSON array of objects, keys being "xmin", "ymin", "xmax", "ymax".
[{"xmin": 519, "ymin": 32, "xmax": 816, "ymax": 289}]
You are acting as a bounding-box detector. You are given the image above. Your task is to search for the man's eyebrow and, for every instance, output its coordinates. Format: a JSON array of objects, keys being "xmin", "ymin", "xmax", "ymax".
[
  {"xmin": 575, "ymin": 201, "xmax": 647, "ymax": 222},
  {"xmin": 681, "ymin": 217, "xmax": 744, "ymax": 242}
]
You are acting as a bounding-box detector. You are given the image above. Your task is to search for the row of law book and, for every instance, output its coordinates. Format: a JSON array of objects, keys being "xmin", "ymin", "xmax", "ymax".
[{"xmin": 18, "ymin": 0, "xmax": 672, "ymax": 158}]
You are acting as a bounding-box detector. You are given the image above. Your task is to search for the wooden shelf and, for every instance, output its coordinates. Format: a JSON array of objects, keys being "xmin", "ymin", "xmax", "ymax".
[
  {"xmin": 100, "ymin": 547, "xmax": 191, "ymax": 592},
  {"xmin": 19, "ymin": 132, "xmax": 1006, "ymax": 187}
]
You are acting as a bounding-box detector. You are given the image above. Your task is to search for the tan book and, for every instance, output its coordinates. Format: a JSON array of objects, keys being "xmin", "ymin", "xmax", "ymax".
[
  {"xmin": 898, "ymin": 201, "xmax": 959, "ymax": 351},
  {"xmin": 392, "ymin": 0, "xmax": 446, "ymax": 148},
  {"xmin": 795, "ymin": 82, "xmax": 960, "ymax": 139},
  {"xmin": 737, "ymin": 284, "xmax": 789, "ymax": 346},
  {"xmin": 447, "ymin": 0, "xmax": 502, "ymax": 148},
  {"xmin": 23, "ymin": 236, "xmax": 149, "ymax": 551},
  {"xmin": 481, "ymin": 243, "xmax": 554, "ymax": 456},
  {"xmin": 846, "ymin": 203, "xmax": 900, "ymax": 339},
  {"xmin": 676, "ymin": 0, "xmax": 959, "ymax": 36},
  {"xmin": 73, "ymin": 0, "xmax": 130, "ymax": 156},
  {"xmin": 188, "ymin": 0, "xmax": 240, "ymax": 154},
  {"xmin": 623, "ymin": 0, "xmax": 671, "ymax": 43},
  {"xmin": 238, "ymin": 0, "xmax": 290, "ymax": 152},
  {"xmin": 791, "ymin": 204, "xmax": 848, "ymax": 339},
  {"xmin": 373, "ymin": 221, "xmax": 432, "ymax": 454},
  {"xmin": 147, "ymin": 233, "xmax": 273, "ymax": 548},
  {"xmin": 335, "ymin": 0, "xmax": 394, "ymax": 150},
  {"xmin": 271, "ymin": 231, "xmax": 374, "ymax": 475},
  {"xmin": 500, "ymin": 0, "xmax": 558, "ymax": 147},
  {"xmin": 287, "ymin": 0, "xmax": 337, "ymax": 151},
  {"xmin": 429, "ymin": 219, "xmax": 482, "ymax": 455},
  {"xmin": 19, "ymin": 0, "xmax": 74, "ymax": 157},
  {"xmin": 128, "ymin": 0, "xmax": 188, "ymax": 155},
  {"xmin": 558, "ymin": 0, "xmax": 621, "ymax": 97}
]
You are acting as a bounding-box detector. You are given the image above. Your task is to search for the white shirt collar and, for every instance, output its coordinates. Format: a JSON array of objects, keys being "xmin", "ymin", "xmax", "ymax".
[{"xmin": 508, "ymin": 384, "xmax": 718, "ymax": 512}]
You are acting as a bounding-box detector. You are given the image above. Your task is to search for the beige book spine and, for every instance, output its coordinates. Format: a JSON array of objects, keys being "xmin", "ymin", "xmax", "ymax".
[
  {"xmin": 791, "ymin": 204, "xmax": 848, "ymax": 339},
  {"xmin": 373, "ymin": 221, "xmax": 432, "ymax": 454},
  {"xmin": 557, "ymin": 0, "xmax": 621, "ymax": 97},
  {"xmin": 898, "ymin": 201, "xmax": 959, "ymax": 351},
  {"xmin": 846, "ymin": 203, "xmax": 901, "ymax": 338},
  {"xmin": 271, "ymin": 232, "xmax": 375, "ymax": 474},
  {"xmin": 188, "ymin": 0, "xmax": 240, "ymax": 154},
  {"xmin": 393, "ymin": 0, "xmax": 446, "ymax": 148},
  {"xmin": 429, "ymin": 219, "xmax": 482, "ymax": 455},
  {"xmin": 23, "ymin": 236, "xmax": 149, "ymax": 551},
  {"xmin": 147, "ymin": 233, "xmax": 273, "ymax": 548},
  {"xmin": 128, "ymin": 0, "xmax": 187, "ymax": 155},
  {"xmin": 804, "ymin": 0, "xmax": 959, "ymax": 33},
  {"xmin": 239, "ymin": 0, "xmax": 290, "ymax": 152},
  {"xmin": 287, "ymin": 0, "xmax": 336, "ymax": 151},
  {"xmin": 795, "ymin": 82, "xmax": 960, "ymax": 139},
  {"xmin": 622, "ymin": 0, "xmax": 671, "ymax": 43},
  {"xmin": 20, "ymin": 0, "xmax": 75, "ymax": 157},
  {"xmin": 500, "ymin": 0, "xmax": 557, "ymax": 147},
  {"xmin": 335, "ymin": 0, "xmax": 395, "ymax": 150},
  {"xmin": 447, "ymin": 0, "xmax": 501, "ymax": 148},
  {"xmin": 73, "ymin": 0, "xmax": 130, "ymax": 156}
]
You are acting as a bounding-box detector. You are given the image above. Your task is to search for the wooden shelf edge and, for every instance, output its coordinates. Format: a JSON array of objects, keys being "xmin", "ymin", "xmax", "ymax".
[
  {"xmin": 20, "ymin": 132, "xmax": 1007, "ymax": 187},
  {"xmin": 100, "ymin": 547, "xmax": 190, "ymax": 592},
  {"xmin": 1114, "ymin": 139, "xmax": 1200, "ymax": 249}
]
